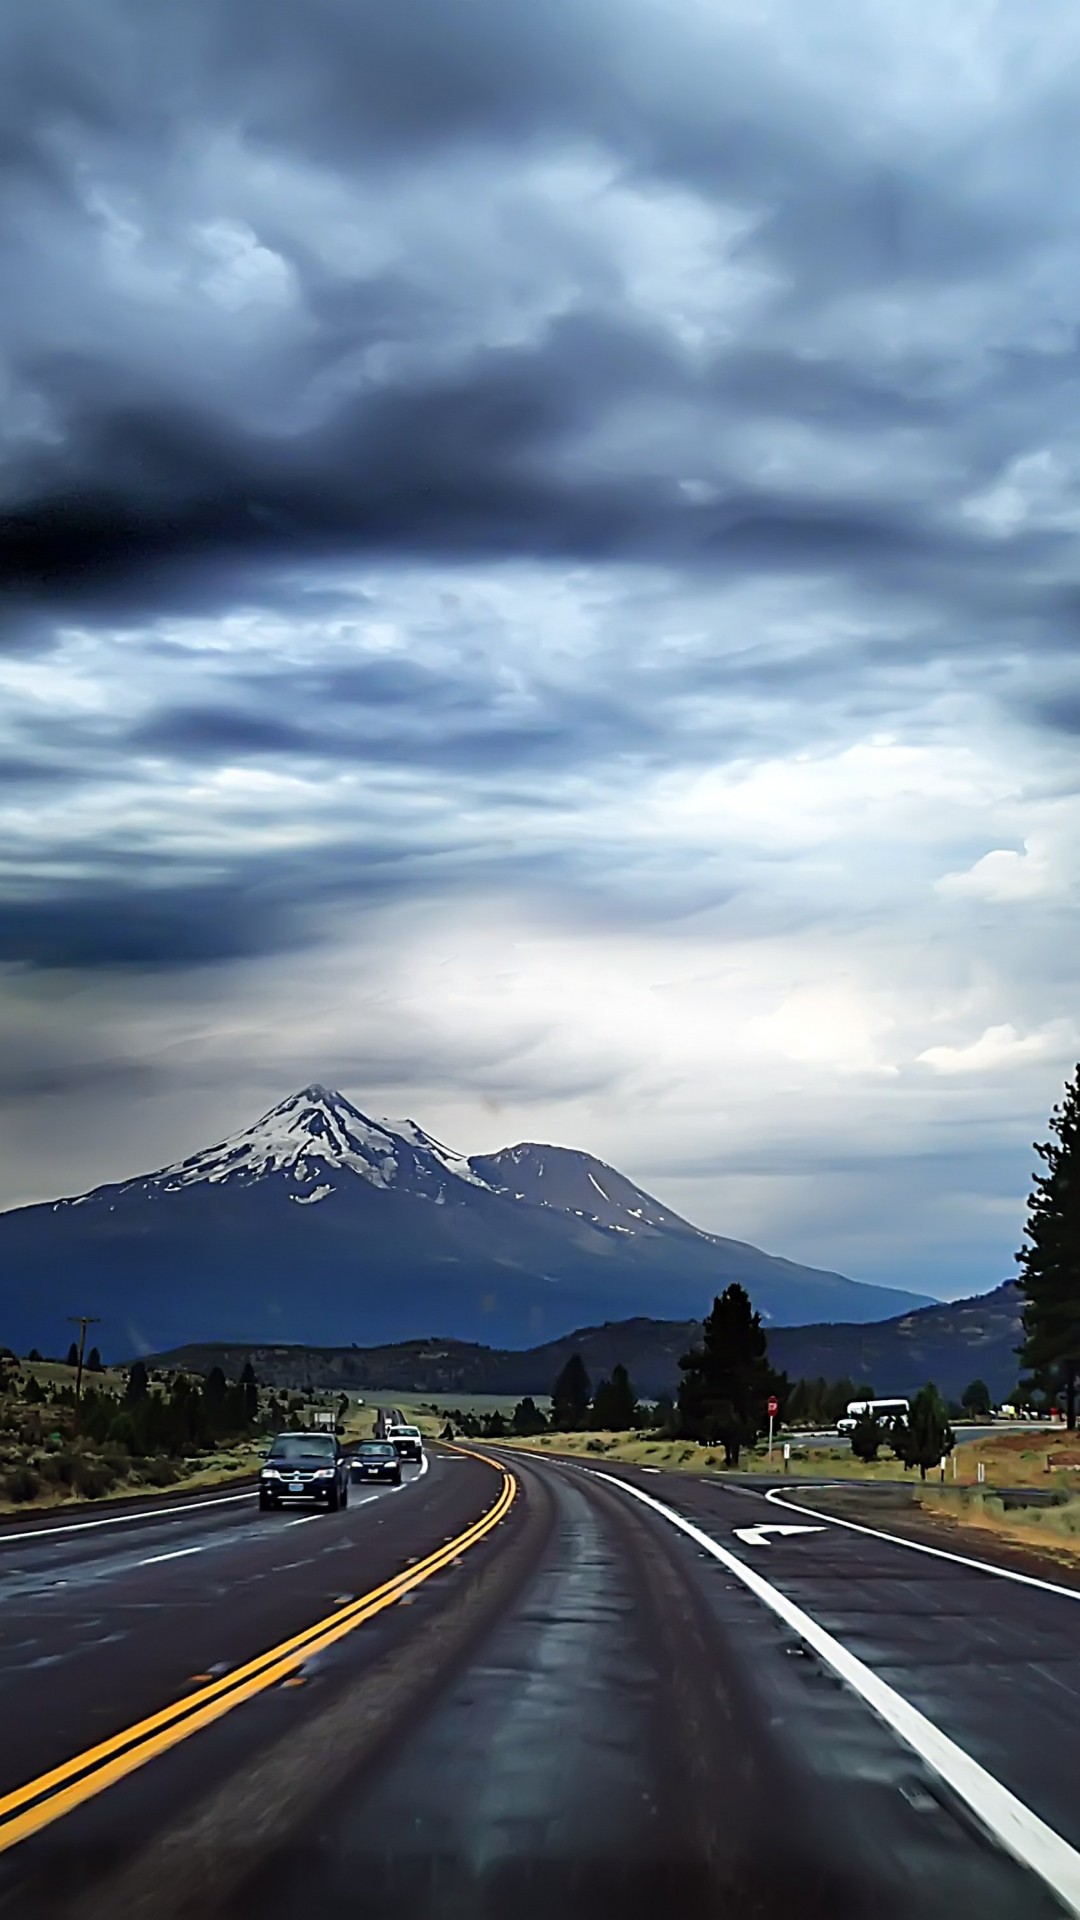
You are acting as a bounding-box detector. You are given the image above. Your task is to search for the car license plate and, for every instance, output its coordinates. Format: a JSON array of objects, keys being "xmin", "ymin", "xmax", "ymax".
[{"xmin": 289, "ymin": 1480, "xmax": 304, "ymax": 1493}]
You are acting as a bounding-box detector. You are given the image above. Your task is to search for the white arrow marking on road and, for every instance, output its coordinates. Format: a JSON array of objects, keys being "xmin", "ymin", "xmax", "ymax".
[{"xmin": 733, "ymin": 1523, "xmax": 826, "ymax": 1548}]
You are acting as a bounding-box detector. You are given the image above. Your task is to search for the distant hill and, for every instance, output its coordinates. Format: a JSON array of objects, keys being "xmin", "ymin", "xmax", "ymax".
[
  {"xmin": 152, "ymin": 1279, "xmax": 1024, "ymax": 1404},
  {"xmin": 0, "ymin": 1084, "xmax": 932, "ymax": 1354}
]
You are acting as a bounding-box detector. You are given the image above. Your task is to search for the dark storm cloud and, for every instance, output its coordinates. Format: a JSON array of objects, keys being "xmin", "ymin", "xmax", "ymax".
[{"xmin": 3, "ymin": 0, "xmax": 1077, "ymax": 650}]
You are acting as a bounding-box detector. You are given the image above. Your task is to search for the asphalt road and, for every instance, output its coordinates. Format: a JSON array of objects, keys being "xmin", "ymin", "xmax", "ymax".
[{"xmin": 3, "ymin": 1447, "xmax": 1080, "ymax": 1919}]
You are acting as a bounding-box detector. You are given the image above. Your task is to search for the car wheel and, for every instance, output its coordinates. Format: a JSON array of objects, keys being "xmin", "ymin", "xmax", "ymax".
[
  {"xmin": 394, "ymin": 1468, "xmax": 402, "ymax": 1484},
  {"xmin": 258, "ymin": 1489, "xmax": 273, "ymax": 1511},
  {"xmin": 326, "ymin": 1481, "xmax": 340, "ymax": 1512},
  {"xmin": 340, "ymin": 1479, "xmax": 349, "ymax": 1508}
]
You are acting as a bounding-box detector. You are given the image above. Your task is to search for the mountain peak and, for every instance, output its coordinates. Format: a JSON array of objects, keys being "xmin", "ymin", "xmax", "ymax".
[{"xmin": 469, "ymin": 1139, "xmax": 693, "ymax": 1236}]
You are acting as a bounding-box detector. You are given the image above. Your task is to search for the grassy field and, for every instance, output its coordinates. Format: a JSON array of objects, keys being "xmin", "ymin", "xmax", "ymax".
[{"xmin": 492, "ymin": 1424, "xmax": 1080, "ymax": 1485}]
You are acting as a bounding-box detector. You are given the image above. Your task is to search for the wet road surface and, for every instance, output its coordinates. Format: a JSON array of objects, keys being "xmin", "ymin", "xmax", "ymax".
[{"xmin": 2, "ymin": 1448, "xmax": 1079, "ymax": 1919}]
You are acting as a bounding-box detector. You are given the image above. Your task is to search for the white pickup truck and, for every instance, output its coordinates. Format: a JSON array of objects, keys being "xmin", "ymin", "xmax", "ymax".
[{"xmin": 384, "ymin": 1423, "xmax": 424, "ymax": 1464}]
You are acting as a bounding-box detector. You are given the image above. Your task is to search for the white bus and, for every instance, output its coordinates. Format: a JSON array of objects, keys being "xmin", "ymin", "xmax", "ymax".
[{"xmin": 837, "ymin": 1397, "xmax": 909, "ymax": 1434}]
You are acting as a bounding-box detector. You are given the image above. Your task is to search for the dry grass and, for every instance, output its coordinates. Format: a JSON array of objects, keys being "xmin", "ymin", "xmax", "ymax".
[
  {"xmin": 918, "ymin": 1485, "xmax": 1080, "ymax": 1567},
  {"xmin": 496, "ymin": 1430, "xmax": 914, "ymax": 1480},
  {"xmin": 0, "ymin": 1442, "xmax": 265, "ymax": 1517}
]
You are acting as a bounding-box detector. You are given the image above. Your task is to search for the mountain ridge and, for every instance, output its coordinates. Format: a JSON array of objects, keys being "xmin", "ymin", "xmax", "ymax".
[{"xmin": 148, "ymin": 1281, "xmax": 1024, "ymax": 1405}]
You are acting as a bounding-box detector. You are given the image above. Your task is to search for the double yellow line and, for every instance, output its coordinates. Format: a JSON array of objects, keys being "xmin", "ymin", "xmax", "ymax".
[{"xmin": 0, "ymin": 1458, "xmax": 516, "ymax": 1855}]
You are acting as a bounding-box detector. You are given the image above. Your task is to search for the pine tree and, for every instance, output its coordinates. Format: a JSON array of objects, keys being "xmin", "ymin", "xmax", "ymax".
[
  {"xmin": 65, "ymin": 1341, "xmax": 79, "ymax": 1369},
  {"xmin": 961, "ymin": 1378, "xmax": 992, "ymax": 1418},
  {"xmin": 850, "ymin": 1409, "xmax": 883, "ymax": 1463},
  {"xmin": 240, "ymin": 1361, "xmax": 259, "ymax": 1425},
  {"xmin": 511, "ymin": 1396, "xmax": 547, "ymax": 1435},
  {"xmin": 551, "ymin": 1354, "xmax": 591, "ymax": 1430},
  {"xmin": 676, "ymin": 1284, "xmax": 780, "ymax": 1467},
  {"xmin": 591, "ymin": 1363, "xmax": 638, "ymax": 1431},
  {"xmin": 1017, "ymin": 1065, "xmax": 1080, "ymax": 1430},
  {"xmin": 897, "ymin": 1383, "xmax": 954, "ymax": 1479},
  {"xmin": 125, "ymin": 1359, "xmax": 149, "ymax": 1404},
  {"xmin": 86, "ymin": 1346, "xmax": 104, "ymax": 1373}
]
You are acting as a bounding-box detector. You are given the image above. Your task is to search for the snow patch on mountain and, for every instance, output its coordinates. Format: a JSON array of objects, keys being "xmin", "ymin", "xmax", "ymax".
[
  {"xmin": 381, "ymin": 1118, "xmax": 488, "ymax": 1187},
  {"xmin": 58, "ymin": 1085, "xmax": 497, "ymax": 1207}
]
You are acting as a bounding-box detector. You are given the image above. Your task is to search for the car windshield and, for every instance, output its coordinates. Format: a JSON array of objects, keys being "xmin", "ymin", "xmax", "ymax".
[
  {"xmin": 271, "ymin": 1434, "xmax": 336, "ymax": 1461},
  {"xmin": 359, "ymin": 1443, "xmax": 395, "ymax": 1458}
]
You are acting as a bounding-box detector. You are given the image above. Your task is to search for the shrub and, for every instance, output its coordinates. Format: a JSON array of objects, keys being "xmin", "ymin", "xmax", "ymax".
[
  {"xmin": 141, "ymin": 1457, "xmax": 180, "ymax": 1487},
  {"xmin": 71, "ymin": 1457, "xmax": 117, "ymax": 1499},
  {"xmin": 5, "ymin": 1465, "xmax": 40, "ymax": 1503}
]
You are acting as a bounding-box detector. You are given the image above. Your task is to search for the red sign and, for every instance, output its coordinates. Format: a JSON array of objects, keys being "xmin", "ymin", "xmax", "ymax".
[{"xmin": 767, "ymin": 1396, "xmax": 778, "ymax": 1418}]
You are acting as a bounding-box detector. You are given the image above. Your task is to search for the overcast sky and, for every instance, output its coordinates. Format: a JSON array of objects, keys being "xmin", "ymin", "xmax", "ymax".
[{"xmin": 2, "ymin": 0, "xmax": 1079, "ymax": 1301}]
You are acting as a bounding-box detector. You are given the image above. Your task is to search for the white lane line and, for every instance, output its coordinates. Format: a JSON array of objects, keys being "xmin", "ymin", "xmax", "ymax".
[
  {"xmin": 285, "ymin": 1513, "xmax": 324, "ymax": 1527},
  {"xmin": 0, "ymin": 1490, "xmax": 253, "ymax": 1546},
  {"xmin": 137, "ymin": 1545, "xmax": 204, "ymax": 1567},
  {"xmin": 763, "ymin": 1486, "xmax": 1080, "ymax": 1603},
  {"xmin": 597, "ymin": 1470, "xmax": 1080, "ymax": 1917}
]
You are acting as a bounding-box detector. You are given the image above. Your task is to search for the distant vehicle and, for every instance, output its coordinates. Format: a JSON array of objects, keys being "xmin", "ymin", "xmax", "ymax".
[
  {"xmin": 385, "ymin": 1423, "xmax": 424, "ymax": 1462},
  {"xmin": 352, "ymin": 1440, "xmax": 402, "ymax": 1484},
  {"xmin": 837, "ymin": 1398, "xmax": 909, "ymax": 1434},
  {"xmin": 259, "ymin": 1431, "xmax": 350, "ymax": 1510}
]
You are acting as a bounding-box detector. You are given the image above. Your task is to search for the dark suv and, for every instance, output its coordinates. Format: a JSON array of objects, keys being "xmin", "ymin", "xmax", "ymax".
[{"xmin": 259, "ymin": 1432, "xmax": 350, "ymax": 1510}]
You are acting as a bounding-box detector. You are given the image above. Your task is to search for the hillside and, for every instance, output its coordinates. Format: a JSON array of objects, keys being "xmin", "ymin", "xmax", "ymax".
[
  {"xmin": 0, "ymin": 1085, "xmax": 931, "ymax": 1354},
  {"xmin": 153, "ymin": 1279, "xmax": 1024, "ymax": 1404}
]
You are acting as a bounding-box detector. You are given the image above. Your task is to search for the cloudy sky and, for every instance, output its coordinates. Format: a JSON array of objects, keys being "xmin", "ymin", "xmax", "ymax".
[{"xmin": 2, "ymin": 0, "xmax": 1079, "ymax": 1302}]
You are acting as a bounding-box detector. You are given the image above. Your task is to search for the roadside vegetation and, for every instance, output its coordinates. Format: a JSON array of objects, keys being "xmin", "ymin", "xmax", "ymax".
[{"xmin": 0, "ymin": 1344, "xmax": 346, "ymax": 1513}]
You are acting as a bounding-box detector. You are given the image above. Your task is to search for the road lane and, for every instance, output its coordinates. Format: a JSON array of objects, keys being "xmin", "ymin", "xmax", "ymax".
[
  {"xmin": 556, "ymin": 1456, "xmax": 1080, "ymax": 1886},
  {"xmin": 0, "ymin": 1449, "xmax": 497, "ymax": 1814}
]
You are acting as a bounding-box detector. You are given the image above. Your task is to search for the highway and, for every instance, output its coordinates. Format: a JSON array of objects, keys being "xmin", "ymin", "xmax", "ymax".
[{"xmin": 2, "ymin": 1448, "xmax": 1080, "ymax": 1919}]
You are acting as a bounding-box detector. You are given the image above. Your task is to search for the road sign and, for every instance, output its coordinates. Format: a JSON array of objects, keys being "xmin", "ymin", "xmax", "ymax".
[
  {"xmin": 733, "ymin": 1523, "xmax": 826, "ymax": 1548},
  {"xmin": 767, "ymin": 1396, "xmax": 778, "ymax": 1417}
]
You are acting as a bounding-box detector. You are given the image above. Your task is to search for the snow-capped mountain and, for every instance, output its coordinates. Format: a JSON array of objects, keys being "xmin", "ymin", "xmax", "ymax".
[
  {"xmin": 78, "ymin": 1086, "xmax": 491, "ymax": 1207},
  {"xmin": 1, "ymin": 1084, "xmax": 934, "ymax": 1355}
]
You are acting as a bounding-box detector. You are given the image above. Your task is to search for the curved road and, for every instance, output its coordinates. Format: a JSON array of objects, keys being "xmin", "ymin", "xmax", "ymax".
[{"xmin": 2, "ymin": 1448, "xmax": 1080, "ymax": 1918}]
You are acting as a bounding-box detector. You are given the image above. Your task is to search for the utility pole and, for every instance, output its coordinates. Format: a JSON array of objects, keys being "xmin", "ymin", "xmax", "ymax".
[{"xmin": 67, "ymin": 1316, "xmax": 100, "ymax": 1423}]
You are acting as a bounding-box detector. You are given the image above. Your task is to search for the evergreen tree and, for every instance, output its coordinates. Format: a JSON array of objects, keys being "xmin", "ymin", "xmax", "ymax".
[
  {"xmin": 86, "ymin": 1346, "xmax": 104, "ymax": 1373},
  {"xmin": 551, "ymin": 1354, "xmax": 592, "ymax": 1430},
  {"xmin": 125, "ymin": 1359, "xmax": 149, "ymax": 1405},
  {"xmin": 897, "ymin": 1383, "xmax": 954, "ymax": 1479},
  {"xmin": 484, "ymin": 1409, "xmax": 508, "ymax": 1438},
  {"xmin": 591, "ymin": 1363, "xmax": 638, "ymax": 1431},
  {"xmin": 850, "ymin": 1409, "xmax": 883, "ymax": 1463},
  {"xmin": 65, "ymin": 1341, "xmax": 80, "ymax": 1369},
  {"xmin": 1017, "ymin": 1065, "xmax": 1080, "ymax": 1430},
  {"xmin": 26, "ymin": 1348, "xmax": 42, "ymax": 1363},
  {"xmin": 240, "ymin": 1361, "xmax": 259, "ymax": 1425},
  {"xmin": 511, "ymin": 1396, "xmax": 547, "ymax": 1435},
  {"xmin": 676, "ymin": 1284, "xmax": 780, "ymax": 1467},
  {"xmin": 204, "ymin": 1366, "xmax": 228, "ymax": 1436},
  {"xmin": 961, "ymin": 1378, "xmax": 992, "ymax": 1418}
]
